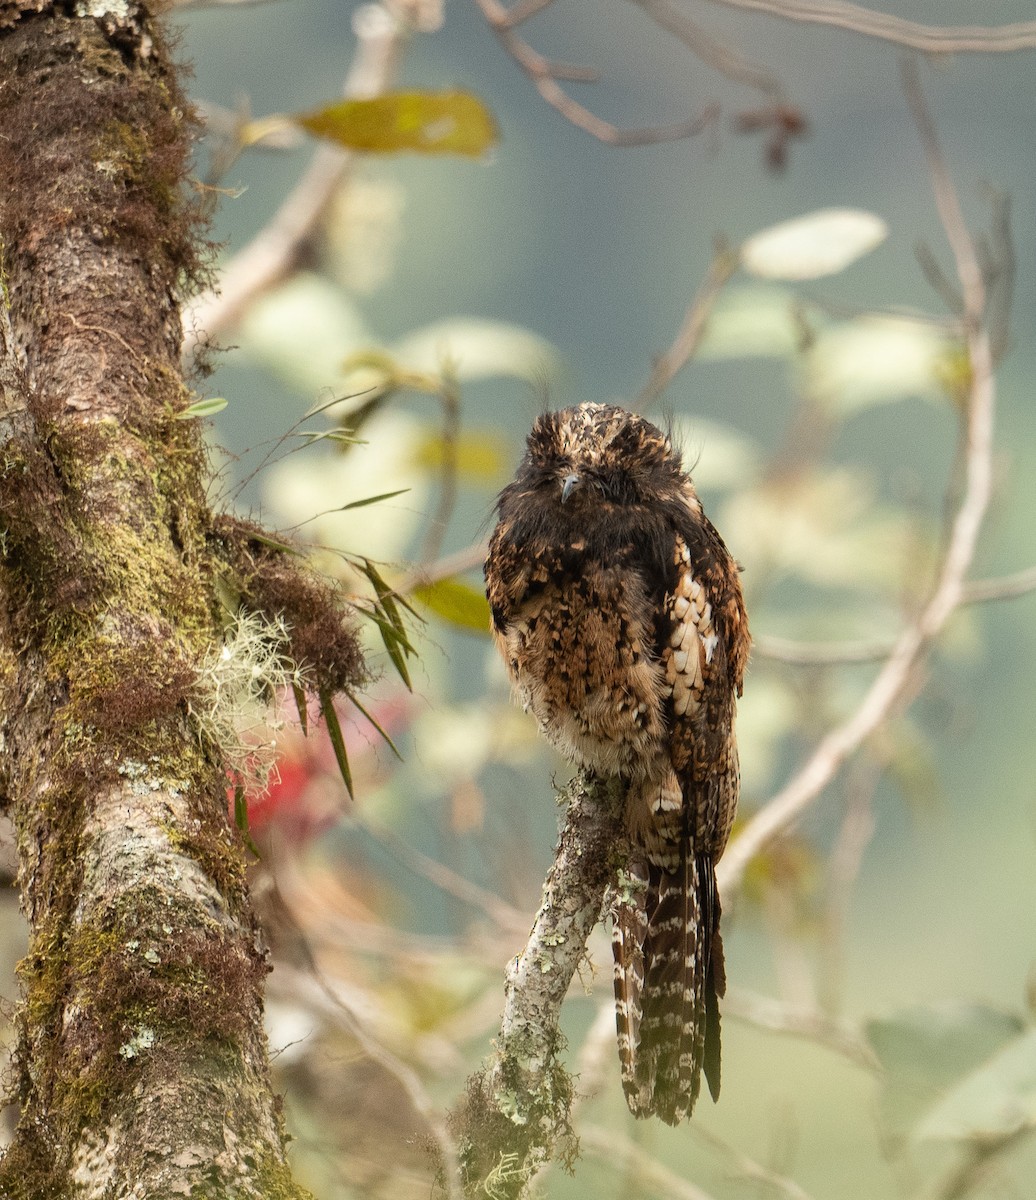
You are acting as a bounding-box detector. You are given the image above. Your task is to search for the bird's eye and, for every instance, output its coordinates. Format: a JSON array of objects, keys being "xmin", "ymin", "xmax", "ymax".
[{"xmin": 591, "ymin": 470, "xmax": 637, "ymax": 504}]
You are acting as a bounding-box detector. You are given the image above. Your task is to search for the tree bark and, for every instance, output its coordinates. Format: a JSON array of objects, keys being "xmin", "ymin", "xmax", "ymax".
[{"xmin": 0, "ymin": 3, "xmax": 313, "ymax": 1195}]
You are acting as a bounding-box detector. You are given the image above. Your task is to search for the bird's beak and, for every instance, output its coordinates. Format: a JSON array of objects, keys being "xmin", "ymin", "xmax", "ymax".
[{"xmin": 561, "ymin": 472, "xmax": 581, "ymax": 504}]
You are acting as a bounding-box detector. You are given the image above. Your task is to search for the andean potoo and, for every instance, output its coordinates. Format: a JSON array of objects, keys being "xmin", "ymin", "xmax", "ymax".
[{"xmin": 484, "ymin": 402, "xmax": 750, "ymax": 1124}]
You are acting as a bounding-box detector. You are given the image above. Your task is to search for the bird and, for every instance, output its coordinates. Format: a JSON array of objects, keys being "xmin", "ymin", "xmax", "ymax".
[{"xmin": 484, "ymin": 402, "xmax": 749, "ymax": 1124}]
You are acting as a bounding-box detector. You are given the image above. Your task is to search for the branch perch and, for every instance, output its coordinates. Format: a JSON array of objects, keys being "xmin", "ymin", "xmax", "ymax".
[{"xmin": 452, "ymin": 772, "xmax": 626, "ymax": 1199}]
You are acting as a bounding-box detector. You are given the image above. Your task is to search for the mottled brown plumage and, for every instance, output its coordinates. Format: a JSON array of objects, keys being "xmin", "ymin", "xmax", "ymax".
[{"xmin": 485, "ymin": 402, "xmax": 749, "ymax": 1124}]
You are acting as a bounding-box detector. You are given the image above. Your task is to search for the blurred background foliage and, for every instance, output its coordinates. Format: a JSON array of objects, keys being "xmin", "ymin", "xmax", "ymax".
[{"xmin": 5, "ymin": 1, "xmax": 1036, "ymax": 1197}]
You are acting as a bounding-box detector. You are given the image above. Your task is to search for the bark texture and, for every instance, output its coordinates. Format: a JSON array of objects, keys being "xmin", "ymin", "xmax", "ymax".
[{"xmin": 0, "ymin": 3, "xmax": 316, "ymax": 1196}]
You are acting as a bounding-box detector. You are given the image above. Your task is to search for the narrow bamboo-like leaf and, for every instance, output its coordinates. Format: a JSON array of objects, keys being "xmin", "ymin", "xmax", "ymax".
[
  {"xmin": 290, "ymin": 428, "xmax": 365, "ymax": 446},
  {"xmin": 381, "ymin": 627, "xmax": 413, "ymax": 691},
  {"xmin": 233, "ymin": 784, "xmax": 261, "ymax": 858},
  {"xmin": 413, "ymin": 577, "xmax": 491, "ymax": 635},
  {"xmin": 358, "ymin": 606, "xmax": 418, "ymax": 657},
  {"xmin": 321, "ymin": 690, "xmax": 354, "ymax": 799},
  {"xmin": 338, "ymin": 489, "xmax": 410, "ymax": 511},
  {"xmin": 291, "ymin": 681, "xmax": 309, "ymax": 736},
  {"xmin": 362, "ymin": 559, "xmax": 406, "ymax": 631},
  {"xmin": 295, "ymin": 91, "xmax": 498, "ymax": 158},
  {"xmin": 250, "ymin": 531, "xmax": 301, "ymax": 555},
  {"xmin": 345, "ymin": 690, "xmax": 403, "ymax": 762},
  {"xmin": 177, "ymin": 397, "xmax": 228, "ymax": 420}
]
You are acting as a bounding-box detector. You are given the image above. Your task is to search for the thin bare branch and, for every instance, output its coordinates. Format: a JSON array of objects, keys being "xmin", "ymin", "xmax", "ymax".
[
  {"xmin": 718, "ymin": 61, "xmax": 999, "ymax": 896},
  {"xmin": 689, "ymin": 1122, "xmax": 815, "ymax": 1200},
  {"xmin": 963, "ymin": 564, "xmax": 1036, "ymax": 604},
  {"xmin": 181, "ymin": 5, "xmax": 405, "ymax": 361},
  {"xmin": 817, "ymin": 757, "xmax": 879, "ymax": 1014},
  {"xmin": 629, "ymin": 0, "xmax": 784, "ymax": 98},
  {"xmin": 752, "ymin": 632, "xmax": 896, "ymax": 665},
  {"xmin": 499, "ymin": 0, "xmax": 556, "ymax": 27},
  {"xmin": 701, "ymin": 0, "xmax": 1036, "ymax": 54},
  {"xmin": 418, "ymin": 372, "xmax": 462, "ymax": 566},
  {"xmin": 271, "ymin": 963, "xmax": 462, "ymax": 1199},
  {"xmin": 581, "ymin": 1125, "xmax": 721, "ymax": 1200},
  {"xmin": 396, "ymin": 540, "xmax": 489, "ymax": 594},
  {"xmin": 473, "ymin": 0, "xmax": 718, "ymax": 146},
  {"xmin": 356, "ymin": 815, "xmax": 530, "ymax": 934},
  {"xmin": 724, "ymin": 987, "xmax": 879, "ymax": 1070},
  {"xmin": 634, "ymin": 247, "xmax": 739, "ymax": 410}
]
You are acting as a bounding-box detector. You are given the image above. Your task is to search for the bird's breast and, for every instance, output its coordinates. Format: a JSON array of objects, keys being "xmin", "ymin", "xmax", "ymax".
[{"xmin": 498, "ymin": 558, "xmax": 668, "ymax": 777}]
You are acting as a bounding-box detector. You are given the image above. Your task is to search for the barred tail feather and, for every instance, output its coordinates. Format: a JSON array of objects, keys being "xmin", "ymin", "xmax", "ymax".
[
  {"xmin": 611, "ymin": 864, "xmax": 650, "ymax": 1114},
  {"xmin": 611, "ymin": 848, "xmax": 723, "ymax": 1124}
]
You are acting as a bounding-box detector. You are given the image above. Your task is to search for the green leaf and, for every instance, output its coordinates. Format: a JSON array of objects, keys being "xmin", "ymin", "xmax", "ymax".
[
  {"xmin": 177, "ymin": 397, "xmax": 227, "ymax": 420},
  {"xmin": 741, "ymin": 208, "xmax": 888, "ymax": 281},
  {"xmin": 290, "ymin": 428, "xmax": 365, "ymax": 447},
  {"xmin": 358, "ymin": 605, "xmax": 418, "ymax": 658},
  {"xmin": 381, "ymin": 626, "xmax": 413, "ymax": 691},
  {"xmin": 320, "ymin": 690, "xmax": 354, "ymax": 799},
  {"xmin": 214, "ymin": 574, "xmax": 242, "ymax": 621},
  {"xmin": 413, "ymin": 577, "xmax": 491, "ymax": 635},
  {"xmin": 249, "ymin": 531, "xmax": 300, "ymax": 555},
  {"xmin": 294, "ymin": 91, "xmax": 498, "ymax": 158}
]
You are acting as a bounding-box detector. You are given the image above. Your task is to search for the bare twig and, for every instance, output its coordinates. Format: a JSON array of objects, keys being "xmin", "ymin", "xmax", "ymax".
[
  {"xmin": 963, "ymin": 564, "xmax": 1036, "ymax": 604},
  {"xmin": 634, "ymin": 247, "xmax": 739, "ymax": 411},
  {"xmin": 688, "ymin": 1122, "xmax": 815, "ymax": 1200},
  {"xmin": 355, "ymin": 814, "xmax": 530, "ymax": 934},
  {"xmin": 724, "ymin": 987, "xmax": 879, "ymax": 1070},
  {"xmin": 580, "ymin": 1125, "xmax": 720, "ymax": 1200},
  {"xmin": 181, "ymin": 4, "xmax": 406, "ymax": 361},
  {"xmin": 752, "ymin": 632, "xmax": 896, "ymax": 665},
  {"xmin": 701, "ymin": 0, "xmax": 1036, "ymax": 54},
  {"xmin": 718, "ymin": 60, "xmax": 999, "ymax": 897},
  {"xmin": 473, "ymin": 0, "xmax": 718, "ymax": 146},
  {"xmin": 750, "ymin": 565, "xmax": 1036, "ymax": 665},
  {"xmin": 817, "ymin": 757, "xmax": 879, "ymax": 1014},
  {"xmin": 418, "ymin": 371, "xmax": 462, "ymax": 565},
  {"xmin": 629, "ymin": 0, "xmax": 784, "ymax": 99},
  {"xmin": 270, "ymin": 962, "xmax": 462, "ymax": 1199},
  {"xmin": 395, "ymin": 540, "xmax": 489, "ymax": 594}
]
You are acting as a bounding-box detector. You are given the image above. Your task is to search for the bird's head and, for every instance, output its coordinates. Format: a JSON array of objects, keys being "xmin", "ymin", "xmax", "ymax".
[{"xmin": 518, "ymin": 403, "xmax": 689, "ymax": 510}]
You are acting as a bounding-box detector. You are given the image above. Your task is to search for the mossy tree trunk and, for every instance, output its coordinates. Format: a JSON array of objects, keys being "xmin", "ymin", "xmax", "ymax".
[{"xmin": 0, "ymin": 3, "xmax": 314, "ymax": 1195}]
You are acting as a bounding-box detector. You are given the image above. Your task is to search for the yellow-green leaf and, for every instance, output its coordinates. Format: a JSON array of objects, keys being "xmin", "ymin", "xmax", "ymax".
[
  {"xmin": 413, "ymin": 578, "xmax": 491, "ymax": 635},
  {"xmin": 294, "ymin": 91, "xmax": 498, "ymax": 158}
]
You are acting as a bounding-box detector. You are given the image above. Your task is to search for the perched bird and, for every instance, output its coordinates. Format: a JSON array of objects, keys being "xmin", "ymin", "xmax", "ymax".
[{"xmin": 485, "ymin": 402, "xmax": 749, "ymax": 1124}]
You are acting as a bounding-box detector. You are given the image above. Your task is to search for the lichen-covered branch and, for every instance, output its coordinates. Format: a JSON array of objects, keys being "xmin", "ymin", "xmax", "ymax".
[{"xmin": 451, "ymin": 772, "xmax": 625, "ymax": 1199}]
